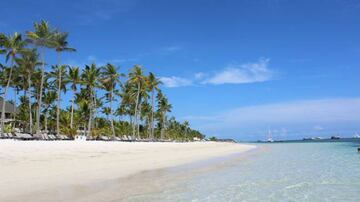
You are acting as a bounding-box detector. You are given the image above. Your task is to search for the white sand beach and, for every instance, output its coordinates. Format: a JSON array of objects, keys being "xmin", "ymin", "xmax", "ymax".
[{"xmin": 0, "ymin": 140, "xmax": 255, "ymax": 201}]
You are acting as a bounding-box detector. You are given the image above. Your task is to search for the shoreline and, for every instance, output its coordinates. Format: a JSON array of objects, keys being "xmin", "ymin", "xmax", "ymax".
[{"xmin": 0, "ymin": 140, "xmax": 256, "ymax": 201}]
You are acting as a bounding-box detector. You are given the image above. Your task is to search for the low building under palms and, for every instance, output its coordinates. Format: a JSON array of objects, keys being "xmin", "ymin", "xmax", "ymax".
[{"xmin": 0, "ymin": 97, "xmax": 16, "ymax": 126}]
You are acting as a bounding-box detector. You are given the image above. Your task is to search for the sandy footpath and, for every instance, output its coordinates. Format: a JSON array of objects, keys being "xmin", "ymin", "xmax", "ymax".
[{"xmin": 0, "ymin": 140, "xmax": 255, "ymax": 201}]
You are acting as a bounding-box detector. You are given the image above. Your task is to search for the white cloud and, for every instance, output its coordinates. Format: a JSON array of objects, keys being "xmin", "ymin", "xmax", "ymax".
[
  {"xmin": 161, "ymin": 58, "xmax": 274, "ymax": 88},
  {"xmin": 185, "ymin": 98, "xmax": 360, "ymax": 135},
  {"xmin": 160, "ymin": 76, "xmax": 192, "ymax": 88},
  {"xmin": 163, "ymin": 46, "xmax": 182, "ymax": 52},
  {"xmin": 203, "ymin": 58, "xmax": 273, "ymax": 84},
  {"xmin": 74, "ymin": 0, "xmax": 137, "ymax": 25},
  {"xmin": 65, "ymin": 55, "xmax": 133, "ymax": 67},
  {"xmin": 194, "ymin": 72, "xmax": 206, "ymax": 80},
  {"xmin": 314, "ymin": 125, "xmax": 324, "ymax": 131}
]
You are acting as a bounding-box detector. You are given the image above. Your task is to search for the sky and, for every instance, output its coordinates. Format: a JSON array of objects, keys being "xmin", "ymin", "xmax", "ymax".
[{"xmin": 1, "ymin": 0, "xmax": 360, "ymax": 140}]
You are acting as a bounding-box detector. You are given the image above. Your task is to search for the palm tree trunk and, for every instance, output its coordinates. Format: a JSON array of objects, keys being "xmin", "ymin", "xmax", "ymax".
[
  {"xmin": 56, "ymin": 53, "xmax": 61, "ymax": 136},
  {"xmin": 150, "ymin": 89, "xmax": 155, "ymax": 139},
  {"xmin": 1, "ymin": 58, "xmax": 14, "ymax": 136},
  {"xmin": 44, "ymin": 109, "xmax": 48, "ymax": 134},
  {"xmin": 70, "ymin": 92, "xmax": 75, "ymax": 128},
  {"xmin": 87, "ymin": 89, "xmax": 93, "ymax": 139},
  {"xmin": 137, "ymin": 101, "xmax": 141, "ymax": 139},
  {"xmin": 161, "ymin": 113, "xmax": 166, "ymax": 140},
  {"xmin": 36, "ymin": 49, "xmax": 45, "ymax": 136},
  {"xmin": 27, "ymin": 75, "xmax": 33, "ymax": 134},
  {"xmin": 110, "ymin": 90, "xmax": 116, "ymax": 139},
  {"xmin": 93, "ymin": 91, "xmax": 97, "ymax": 129},
  {"xmin": 13, "ymin": 88, "xmax": 17, "ymax": 130},
  {"xmin": 132, "ymin": 83, "xmax": 140, "ymax": 139}
]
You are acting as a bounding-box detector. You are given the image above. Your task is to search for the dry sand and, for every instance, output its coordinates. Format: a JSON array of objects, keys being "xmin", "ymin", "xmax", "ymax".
[{"xmin": 0, "ymin": 140, "xmax": 255, "ymax": 201}]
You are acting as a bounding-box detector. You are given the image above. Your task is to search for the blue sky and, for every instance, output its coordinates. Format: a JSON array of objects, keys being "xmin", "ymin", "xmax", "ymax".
[{"xmin": 1, "ymin": 0, "xmax": 360, "ymax": 140}]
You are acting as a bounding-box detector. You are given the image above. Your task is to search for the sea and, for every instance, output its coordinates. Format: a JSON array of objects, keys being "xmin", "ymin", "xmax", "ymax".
[{"xmin": 121, "ymin": 139, "xmax": 360, "ymax": 202}]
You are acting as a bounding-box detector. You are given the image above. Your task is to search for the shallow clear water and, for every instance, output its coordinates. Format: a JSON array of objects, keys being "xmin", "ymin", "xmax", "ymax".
[{"xmin": 125, "ymin": 141, "xmax": 360, "ymax": 201}]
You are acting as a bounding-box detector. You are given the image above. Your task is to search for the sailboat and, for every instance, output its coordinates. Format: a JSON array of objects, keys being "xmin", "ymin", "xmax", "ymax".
[{"xmin": 267, "ymin": 129, "xmax": 274, "ymax": 142}]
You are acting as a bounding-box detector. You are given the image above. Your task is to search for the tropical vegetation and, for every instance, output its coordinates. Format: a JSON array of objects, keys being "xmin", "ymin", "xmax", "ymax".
[{"xmin": 0, "ymin": 20, "xmax": 204, "ymax": 141}]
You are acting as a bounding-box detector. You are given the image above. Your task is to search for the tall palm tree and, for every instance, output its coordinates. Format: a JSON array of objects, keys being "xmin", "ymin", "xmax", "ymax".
[
  {"xmin": 183, "ymin": 121, "xmax": 190, "ymax": 140},
  {"xmin": 101, "ymin": 63, "xmax": 122, "ymax": 139},
  {"xmin": 26, "ymin": 20, "xmax": 55, "ymax": 136},
  {"xmin": 82, "ymin": 63, "xmax": 101, "ymax": 138},
  {"xmin": 42, "ymin": 90, "xmax": 56, "ymax": 134},
  {"xmin": 49, "ymin": 65, "xmax": 68, "ymax": 135},
  {"xmin": 0, "ymin": 32, "xmax": 26, "ymax": 136},
  {"xmin": 128, "ymin": 65, "xmax": 145, "ymax": 139},
  {"xmin": 15, "ymin": 49, "xmax": 42, "ymax": 134},
  {"xmin": 66, "ymin": 66, "xmax": 81, "ymax": 129},
  {"xmin": 53, "ymin": 32, "xmax": 75, "ymax": 136},
  {"xmin": 146, "ymin": 72, "xmax": 161, "ymax": 139},
  {"xmin": 157, "ymin": 90, "xmax": 172, "ymax": 140}
]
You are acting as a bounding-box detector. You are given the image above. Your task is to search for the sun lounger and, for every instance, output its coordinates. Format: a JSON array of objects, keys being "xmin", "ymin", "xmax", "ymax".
[
  {"xmin": 0, "ymin": 133, "xmax": 7, "ymax": 139},
  {"xmin": 14, "ymin": 133, "xmax": 34, "ymax": 140},
  {"xmin": 48, "ymin": 135, "xmax": 57, "ymax": 140}
]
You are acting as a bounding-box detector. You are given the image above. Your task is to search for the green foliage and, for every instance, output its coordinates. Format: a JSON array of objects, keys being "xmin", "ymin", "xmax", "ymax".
[
  {"xmin": 3, "ymin": 124, "xmax": 13, "ymax": 133},
  {"xmin": 0, "ymin": 20, "xmax": 206, "ymax": 141}
]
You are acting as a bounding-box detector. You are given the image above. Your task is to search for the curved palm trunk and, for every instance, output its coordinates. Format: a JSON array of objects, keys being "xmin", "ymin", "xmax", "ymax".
[
  {"xmin": 137, "ymin": 102, "xmax": 141, "ymax": 139},
  {"xmin": 13, "ymin": 88, "xmax": 17, "ymax": 130},
  {"xmin": 160, "ymin": 113, "xmax": 166, "ymax": 140},
  {"xmin": 110, "ymin": 90, "xmax": 116, "ymax": 139},
  {"xmin": 87, "ymin": 89, "xmax": 93, "ymax": 139},
  {"xmin": 27, "ymin": 75, "xmax": 33, "ymax": 134},
  {"xmin": 56, "ymin": 53, "xmax": 61, "ymax": 136},
  {"xmin": 36, "ymin": 49, "xmax": 45, "ymax": 136},
  {"xmin": 1, "ymin": 58, "xmax": 14, "ymax": 136},
  {"xmin": 70, "ymin": 92, "xmax": 75, "ymax": 128},
  {"xmin": 132, "ymin": 83, "xmax": 140, "ymax": 139},
  {"xmin": 93, "ymin": 92, "xmax": 97, "ymax": 129},
  {"xmin": 150, "ymin": 89, "xmax": 155, "ymax": 139},
  {"xmin": 44, "ymin": 109, "xmax": 48, "ymax": 134},
  {"xmin": 56, "ymin": 72, "xmax": 61, "ymax": 136}
]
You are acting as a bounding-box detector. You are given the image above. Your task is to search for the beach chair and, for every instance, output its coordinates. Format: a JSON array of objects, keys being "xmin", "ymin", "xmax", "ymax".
[
  {"xmin": 49, "ymin": 135, "xmax": 55, "ymax": 140},
  {"xmin": 14, "ymin": 133, "xmax": 34, "ymax": 140},
  {"xmin": 99, "ymin": 136, "xmax": 110, "ymax": 141}
]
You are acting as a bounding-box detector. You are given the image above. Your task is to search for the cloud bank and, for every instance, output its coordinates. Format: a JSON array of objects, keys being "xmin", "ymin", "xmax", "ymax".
[
  {"xmin": 159, "ymin": 76, "xmax": 193, "ymax": 88},
  {"xmin": 203, "ymin": 58, "xmax": 273, "ymax": 84},
  {"xmin": 161, "ymin": 58, "xmax": 274, "ymax": 87},
  {"xmin": 184, "ymin": 98, "xmax": 360, "ymax": 138}
]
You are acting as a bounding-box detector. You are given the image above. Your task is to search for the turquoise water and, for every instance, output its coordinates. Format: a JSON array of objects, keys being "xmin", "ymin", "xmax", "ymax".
[{"xmin": 124, "ymin": 141, "xmax": 360, "ymax": 201}]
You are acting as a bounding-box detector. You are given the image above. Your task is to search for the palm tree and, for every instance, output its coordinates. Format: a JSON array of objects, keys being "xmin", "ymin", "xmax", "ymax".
[
  {"xmin": 146, "ymin": 72, "xmax": 161, "ymax": 139},
  {"xmin": 26, "ymin": 20, "xmax": 55, "ymax": 136},
  {"xmin": 117, "ymin": 85, "xmax": 135, "ymax": 129},
  {"xmin": 66, "ymin": 66, "xmax": 81, "ymax": 129},
  {"xmin": 183, "ymin": 121, "xmax": 190, "ymax": 141},
  {"xmin": 15, "ymin": 49, "xmax": 42, "ymax": 134},
  {"xmin": 53, "ymin": 32, "xmax": 75, "ymax": 136},
  {"xmin": 0, "ymin": 32, "xmax": 27, "ymax": 136},
  {"xmin": 101, "ymin": 63, "xmax": 122, "ymax": 139},
  {"xmin": 128, "ymin": 65, "xmax": 146, "ymax": 139},
  {"xmin": 42, "ymin": 90, "xmax": 56, "ymax": 134},
  {"xmin": 49, "ymin": 65, "xmax": 68, "ymax": 135},
  {"xmin": 81, "ymin": 63, "xmax": 101, "ymax": 138},
  {"xmin": 157, "ymin": 90, "xmax": 172, "ymax": 140}
]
